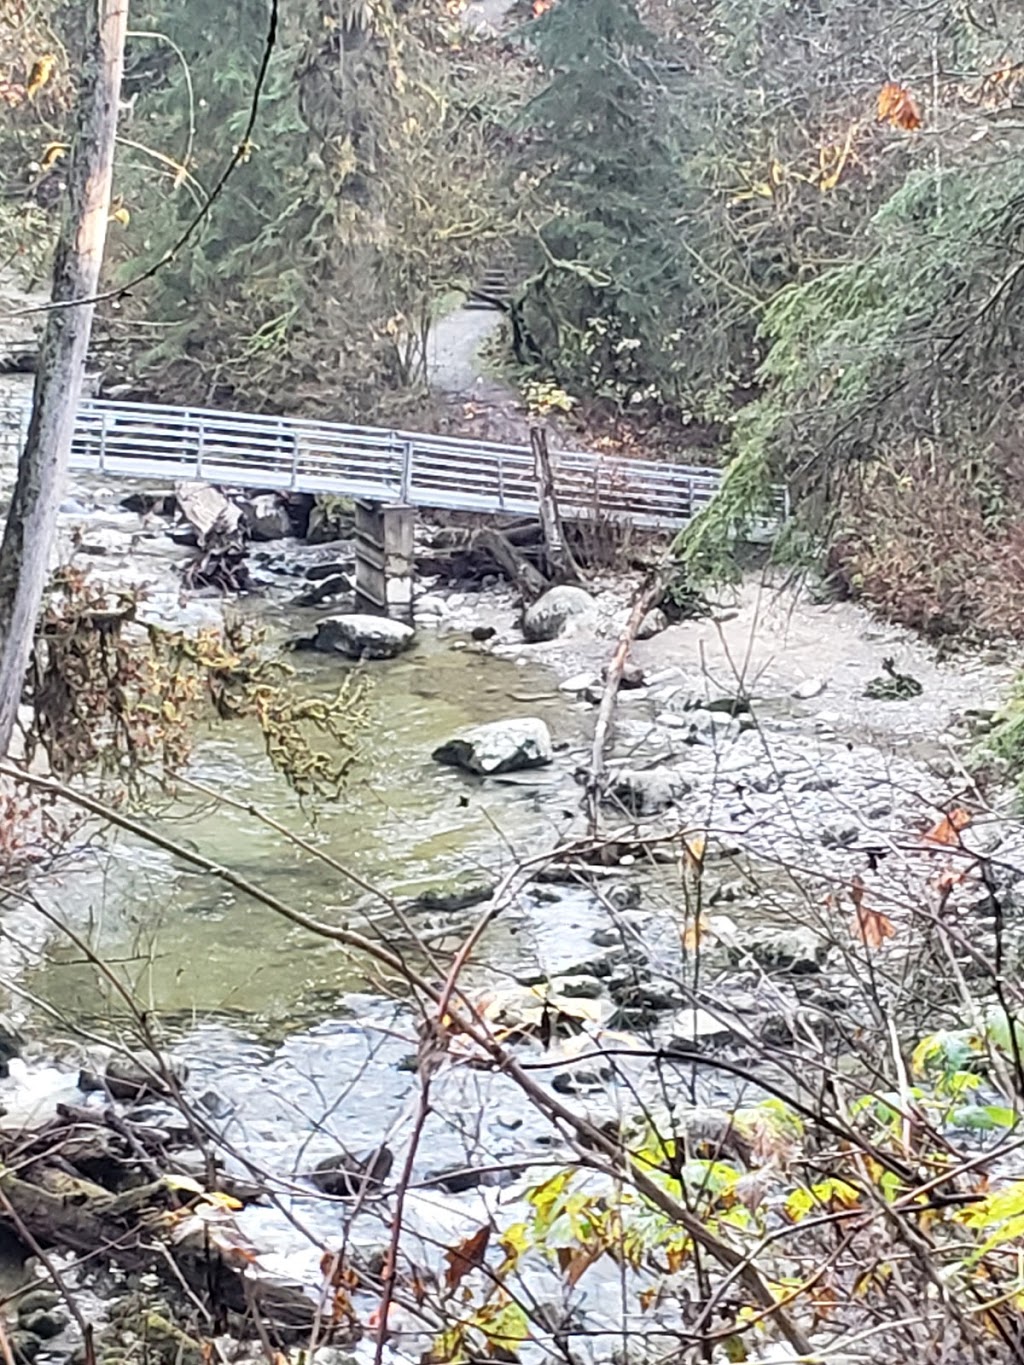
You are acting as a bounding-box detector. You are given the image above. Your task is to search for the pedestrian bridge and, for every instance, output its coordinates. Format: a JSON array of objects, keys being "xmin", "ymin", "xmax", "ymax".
[{"xmin": 0, "ymin": 396, "xmax": 764, "ymax": 531}]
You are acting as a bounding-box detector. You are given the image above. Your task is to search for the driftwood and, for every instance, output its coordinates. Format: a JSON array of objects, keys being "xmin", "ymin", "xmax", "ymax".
[
  {"xmin": 0, "ymin": 1104, "xmax": 343, "ymax": 1344},
  {"xmin": 470, "ymin": 527, "xmax": 549, "ymax": 601},
  {"xmin": 584, "ymin": 573, "xmax": 664, "ymax": 835},
  {"xmin": 530, "ymin": 428, "xmax": 582, "ymax": 583},
  {"xmin": 175, "ymin": 482, "xmax": 243, "ymax": 546},
  {"xmin": 176, "ymin": 482, "xmax": 251, "ymax": 592}
]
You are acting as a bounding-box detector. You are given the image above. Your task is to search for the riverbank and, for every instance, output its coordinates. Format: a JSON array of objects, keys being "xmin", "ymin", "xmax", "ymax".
[{"xmin": 0, "ymin": 467, "xmax": 1021, "ymax": 1361}]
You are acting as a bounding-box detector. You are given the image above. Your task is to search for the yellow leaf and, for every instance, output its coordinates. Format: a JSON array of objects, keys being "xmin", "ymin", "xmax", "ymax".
[
  {"xmin": 163, "ymin": 1173, "xmax": 205, "ymax": 1195},
  {"xmin": 26, "ymin": 54, "xmax": 56, "ymax": 99},
  {"xmin": 684, "ymin": 834, "xmax": 706, "ymax": 873},
  {"xmin": 681, "ymin": 918, "xmax": 704, "ymax": 950},
  {"xmin": 201, "ymin": 1189, "xmax": 243, "ymax": 1212},
  {"xmin": 39, "ymin": 143, "xmax": 65, "ymax": 171}
]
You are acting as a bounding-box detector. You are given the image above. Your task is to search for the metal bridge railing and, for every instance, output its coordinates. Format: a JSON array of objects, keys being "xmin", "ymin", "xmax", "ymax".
[{"xmin": 0, "ymin": 394, "xmax": 784, "ymax": 530}]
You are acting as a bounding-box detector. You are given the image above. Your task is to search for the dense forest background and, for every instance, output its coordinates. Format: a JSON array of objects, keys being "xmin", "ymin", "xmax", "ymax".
[{"xmin": 5, "ymin": 0, "xmax": 1024, "ymax": 635}]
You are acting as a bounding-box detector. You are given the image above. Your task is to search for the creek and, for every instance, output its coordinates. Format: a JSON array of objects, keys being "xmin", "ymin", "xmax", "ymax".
[{"xmin": 0, "ymin": 410, "xmax": 1022, "ymax": 1345}]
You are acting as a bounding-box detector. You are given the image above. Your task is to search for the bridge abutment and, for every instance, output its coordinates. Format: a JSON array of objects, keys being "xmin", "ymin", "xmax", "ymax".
[{"xmin": 353, "ymin": 500, "xmax": 415, "ymax": 619}]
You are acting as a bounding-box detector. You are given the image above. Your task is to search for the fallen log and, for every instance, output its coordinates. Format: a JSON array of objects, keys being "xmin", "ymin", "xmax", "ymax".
[
  {"xmin": 0, "ymin": 1107, "xmax": 340, "ymax": 1344},
  {"xmin": 175, "ymin": 482, "xmax": 243, "ymax": 546},
  {"xmin": 470, "ymin": 527, "xmax": 549, "ymax": 601},
  {"xmin": 176, "ymin": 482, "xmax": 251, "ymax": 592}
]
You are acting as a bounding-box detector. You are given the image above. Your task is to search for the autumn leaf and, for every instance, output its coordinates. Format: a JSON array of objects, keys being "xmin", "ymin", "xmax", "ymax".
[
  {"xmin": 850, "ymin": 875, "xmax": 895, "ymax": 948},
  {"xmin": 924, "ymin": 808, "xmax": 971, "ymax": 846},
  {"xmin": 39, "ymin": 144, "xmax": 65, "ymax": 171},
  {"xmin": 444, "ymin": 1225, "xmax": 490, "ymax": 1291},
  {"xmin": 556, "ymin": 1242, "xmax": 605, "ymax": 1287},
  {"xmin": 26, "ymin": 54, "xmax": 56, "ymax": 99},
  {"xmin": 851, "ymin": 904, "xmax": 896, "ymax": 949},
  {"xmin": 877, "ymin": 81, "xmax": 922, "ymax": 131},
  {"xmin": 684, "ymin": 833, "xmax": 706, "ymax": 873},
  {"xmin": 935, "ymin": 865, "xmax": 969, "ymax": 895},
  {"xmin": 682, "ymin": 916, "xmax": 707, "ymax": 951}
]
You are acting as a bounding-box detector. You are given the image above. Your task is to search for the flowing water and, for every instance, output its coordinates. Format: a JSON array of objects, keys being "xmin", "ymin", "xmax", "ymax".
[{"xmin": 20, "ymin": 634, "xmax": 588, "ymax": 1028}]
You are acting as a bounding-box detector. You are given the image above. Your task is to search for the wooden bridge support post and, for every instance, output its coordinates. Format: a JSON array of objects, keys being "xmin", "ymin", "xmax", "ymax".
[{"xmin": 354, "ymin": 500, "xmax": 415, "ymax": 620}]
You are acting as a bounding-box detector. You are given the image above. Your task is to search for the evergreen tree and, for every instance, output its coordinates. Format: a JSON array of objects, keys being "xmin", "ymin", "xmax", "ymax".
[{"xmin": 515, "ymin": 0, "xmax": 693, "ymax": 411}]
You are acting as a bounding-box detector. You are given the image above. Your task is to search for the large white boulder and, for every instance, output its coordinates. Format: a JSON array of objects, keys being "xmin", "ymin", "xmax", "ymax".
[
  {"xmin": 313, "ymin": 614, "xmax": 414, "ymax": 660},
  {"xmin": 522, "ymin": 585, "xmax": 598, "ymax": 643},
  {"xmin": 433, "ymin": 717, "xmax": 553, "ymax": 775}
]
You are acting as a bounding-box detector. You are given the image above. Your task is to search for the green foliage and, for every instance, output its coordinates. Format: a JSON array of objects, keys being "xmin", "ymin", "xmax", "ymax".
[
  {"xmin": 984, "ymin": 676, "xmax": 1024, "ymax": 794},
  {"xmin": 512, "ymin": 0, "xmax": 701, "ymax": 412},
  {"xmin": 108, "ymin": 0, "xmax": 510, "ymax": 412},
  {"xmin": 26, "ymin": 568, "xmax": 368, "ymax": 797}
]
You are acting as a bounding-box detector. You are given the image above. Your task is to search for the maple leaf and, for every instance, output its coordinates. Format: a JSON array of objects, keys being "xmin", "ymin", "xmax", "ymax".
[
  {"xmin": 924, "ymin": 808, "xmax": 971, "ymax": 845},
  {"xmin": 444, "ymin": 1225, "xmax": 490, "ymax": 1291},
  {"xmin": 877, "ymin": 82, "xmax": 923, "ymax": 131}
]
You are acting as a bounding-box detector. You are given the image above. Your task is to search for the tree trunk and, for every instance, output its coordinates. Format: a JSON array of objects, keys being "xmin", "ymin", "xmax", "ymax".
[
  {"xmin": 0, "ymin": 0, "xmax": 128, "ymax": 756},
  {"xmin": 530, "ymin": 426, "xmax": 582, "ymax": 583}
]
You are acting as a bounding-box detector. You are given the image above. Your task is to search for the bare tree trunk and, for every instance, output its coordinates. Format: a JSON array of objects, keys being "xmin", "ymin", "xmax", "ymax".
[
  {"xmin": 530, "ymin": 426, "xmax": 582, "ymax": 582},
  {"xmin": 0, "ymin": 0, "xmax": 128, "ymax": 756}
]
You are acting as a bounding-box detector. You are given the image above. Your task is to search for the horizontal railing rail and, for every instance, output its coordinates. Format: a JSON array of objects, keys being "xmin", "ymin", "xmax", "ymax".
[{"xmin": 0, "ymin": 395, "xmax": 786, "ymax": 531}]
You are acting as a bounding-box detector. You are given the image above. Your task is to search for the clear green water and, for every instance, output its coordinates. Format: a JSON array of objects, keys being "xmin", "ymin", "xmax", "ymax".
[{"xmin": 22, "ymin": 635, "xmax": 585, "ymax": 1034}]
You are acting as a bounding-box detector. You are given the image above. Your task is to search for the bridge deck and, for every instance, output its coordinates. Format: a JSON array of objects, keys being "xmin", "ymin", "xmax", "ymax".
[{"xmin": 0, "ymin": 396, "xmax": 767, "ymax": 530}]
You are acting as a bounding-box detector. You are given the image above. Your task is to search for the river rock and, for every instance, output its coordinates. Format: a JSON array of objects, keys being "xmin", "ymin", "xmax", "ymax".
[
  {"xmin": 637, "ymin": 607, "xmax": 669, "ymax": 639},
  {"xmin": 665, "ymin": 709, "xmax": 741, "ymax": 744},
  {"xmin": 8, "ymin": 1330, "xmax": 40, "ymax": 1363},
  {"xmin": 409, "ymin": 878, "xmax": 496, "ymax": 913},
  {"xmin": 559, "ymin": 671, "xmax": 599, "ymax": 694},
  {"xmin": 77, "ymin": 1053, "xmax": 188, "ymax": 1102},
  {"xmin": 793, "ymin": 676, "xmax": 827, "ymax": 699},
  {"xmin": 728, "ymin": 926, "xmax": 829, "ymax": 975},
  {"xmin": 415, "ymin": 593, "xmax": 447, "ymax": 617},
  {"xmin": 606, "ymin": 766, "xmax": 690, "ymax": 816},
  {"xmin": 433, "ymin": 717, "xmax": 553, "ymax": 775},
  {"xmin": 243, "ymin": 493, "xmax": 292, "ymax": 542},
  {"xmin": 291, "ymin": 574, "xmax": 352, "ymax": 609},
  {"xmin": 307, "ymin": 501, "xmax": 355, "ymax": 544},
  {"xmin": 16, "ymin": 1291, "xmax": 61, "ymax": 1319},
  {"xmin": 313, "ymin": 614, "xmax": 414, "ymax": 660},
  {"xmin": 666, "ymin": 1008, "xmax": 740, "ymax": 1049},
  {"xmin": 311, "ymin": 1144, "xmax": 393, "ymax": 1196},
  {"xmin": 522, "ymin": 585, "xmax": 598, "ymax": 643},
  {"xmin": 19, "ymin": 1308, "xmax": 68, "ymax": 1341}
]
